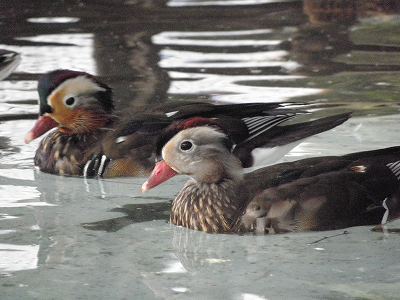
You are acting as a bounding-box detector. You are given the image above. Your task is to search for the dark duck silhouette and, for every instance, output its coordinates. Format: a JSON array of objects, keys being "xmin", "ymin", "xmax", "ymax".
[
  {"xmin": 142, "ymin": 122, "xmax": 400, "ymax": 234},
  {"xmin": 25, "ymin": 69, "xmax": 350, "ymax": 178},
  {"xmin": 0, "ymin": 49, "xmax": 20, "ymax": 80}
]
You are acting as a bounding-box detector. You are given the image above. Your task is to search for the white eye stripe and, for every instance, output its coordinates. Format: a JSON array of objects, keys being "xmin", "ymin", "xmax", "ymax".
[{"xmin": 48, "ymin": 75, "xmax": 105, "ymax": 103}]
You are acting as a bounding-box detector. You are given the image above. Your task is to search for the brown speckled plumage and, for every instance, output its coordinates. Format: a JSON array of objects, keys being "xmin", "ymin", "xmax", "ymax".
[
  {"xmin": 145, "ymin": 126, "xmax": 400, "ymax": 234},
  {"xmin": 34, "ymin": 130, "xmax": 103, "ymax": 176},
  {"xmin": 171, "ymin": 179, "xmax": 245, "ymax": 233}
]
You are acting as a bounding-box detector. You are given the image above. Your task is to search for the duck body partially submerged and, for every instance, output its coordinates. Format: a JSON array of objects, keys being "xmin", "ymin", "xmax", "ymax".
[
  {"xmin": 26, "ymin": 69, "xmax": 351, "ymax": 178},
  {"xmin": 242, "ymin": 148, "xmax": 400, "ymax": 233},
  {"xmin": 143, "ymin": 125, "xmax": 400, "ymax": 234}
]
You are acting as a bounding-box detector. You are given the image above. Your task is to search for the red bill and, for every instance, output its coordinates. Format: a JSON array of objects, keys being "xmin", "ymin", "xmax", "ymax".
[
  {"xmin": 142, "ymin": 160, "xmax": 178, "ymax": 192},
  {"xmin": 24, "ymin": 116, "xmax": 58, "ymax": 144}
]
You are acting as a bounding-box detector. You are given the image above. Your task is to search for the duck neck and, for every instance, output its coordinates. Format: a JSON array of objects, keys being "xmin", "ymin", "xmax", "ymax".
[
  {"xmin": 171, "ymin": 178, "xmax": 246, "ymax": 233},
  {"xmin": 58, "ymin": 115, "xmax": 114, "ymax": 136}
]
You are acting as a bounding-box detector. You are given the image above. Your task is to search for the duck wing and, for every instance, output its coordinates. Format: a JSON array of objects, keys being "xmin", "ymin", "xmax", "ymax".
[
  {"xmin": 241, "ymin": 147, "xmax": 400, "ymax": 233},
  {"xmin": 159, "ymin": 102, "xmax": 290, "ymax": 119},
  {"xmin": 83, "ymin": 115, "xmax": 171, "ymax": 177},
  {"xmin": 233, "ymin": 112, "xmax": 351, "ymax": 168}
]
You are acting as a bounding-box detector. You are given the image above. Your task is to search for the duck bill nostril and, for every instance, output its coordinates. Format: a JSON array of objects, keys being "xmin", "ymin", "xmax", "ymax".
[{"xmin": 141, "ymin": 160, "xmax": 178, "ymax": 192}]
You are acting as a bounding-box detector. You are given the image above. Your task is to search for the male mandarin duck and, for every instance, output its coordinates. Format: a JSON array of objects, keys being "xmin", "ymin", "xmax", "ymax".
[
  {"xmin": 0, "ymin": 49, "xmax": 20, "ymax": 80},
  {"xmin": 25, "ymin": 69, "xmax": 350, "ymax": 178},
  {"xmin": 142, "ymin": 121, "xmax": 400, "ymax": 234}
]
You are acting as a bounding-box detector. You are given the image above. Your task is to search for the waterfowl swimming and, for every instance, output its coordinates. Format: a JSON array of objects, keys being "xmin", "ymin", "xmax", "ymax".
[
  {"xmin": 25, "ymin": 69, "xmax": 350, "ymax": 178},
  {"xmin": 142, "ymin": 124, "xmax": 400, "ymax": 234},
  {"xmin": 0, "ymin": 49, "xmax": 20, "ymax": 80}
]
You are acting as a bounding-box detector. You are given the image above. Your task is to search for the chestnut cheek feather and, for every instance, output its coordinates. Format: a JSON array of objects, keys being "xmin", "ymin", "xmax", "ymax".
[
  {"xmin": 25, "ymin": 116, "xmax": 58, "ymax": 144},
  {"xmin": 141, "ymin": 161, "xmax": 178, "ymax": 192}
]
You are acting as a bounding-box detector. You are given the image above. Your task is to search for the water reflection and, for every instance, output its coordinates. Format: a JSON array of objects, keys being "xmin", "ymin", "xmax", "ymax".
[
  {"xmin": 27, "ymin": 17, "xmax": 80, "ymax": 24},
  {"xmin": 160, "ymin": 259, "xmax": 187, "ymax": 274},
  {"xmin": 0, "ymin": 80, "xmax": 37, "ymax": 102},
  {"xmin": 0, "ymin": 1, "xmax": 400, "ymax": 298},
  {"xmin": 0, "ymin": 244, "xmax": 39, "ymax": 272},
  {"xmin": 154, "ymin": 30, "xmax": 281, "ymax": 47},
  {"xmin": 0, "ymin": 33, "xmax": 96, "ymax": 74},
  {"xmin": 0, "ymin": 185, "xmax": 49, "ymax": 207},
  {"xmin": 169, "ymin": 71, "xmax": 321, "ymax": 102},
  {"xmin": 0, "ymin": 120, "xmax": 39, "ymax": 166},
  {"xmin": 154, "ymin": 28, "xmax": 323, "ymax": 102},
  {"xmin": 168, "ymin": 0, "xmax": 296, "ymax": 7},
  {"xmin": 0, "ymin": 169, "xmax": 35, "ymax": 181},
  {"xmin": 81, "ymin": 202, "xmax": 171, "ymax": 232},
  {"xmin": 0, "ymin": 213, "xmax": 18, "ymax": 220},
  {"xmin": 304, "ymin": 0, "xmax": 400, "ymax": 25},
  {"xmin": 0, "ymin": 49, "xmax": 20, "ymax": 80},
  {"xmin": 241, "ymin": 293, "xmax": 267, "ymax": 300}
]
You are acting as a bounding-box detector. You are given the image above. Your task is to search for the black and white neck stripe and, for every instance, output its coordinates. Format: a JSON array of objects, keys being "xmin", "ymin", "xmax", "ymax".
[{"xmin": 83, "ymin": 154, "xmax": 111, "ymax": 178}]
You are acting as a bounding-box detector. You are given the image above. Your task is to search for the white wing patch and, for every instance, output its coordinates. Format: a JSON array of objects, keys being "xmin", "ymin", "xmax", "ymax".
[
  {"xmin": 244, "ymin": 140, "xmax": 303, "ymax": 172},
  {"xmin": 115, "ymin": 136, "xmax": 128, "ymax": 144},
  {"xmin": 166, "ymin": 110, "xmax": 179, "ymax": 117},
  {"xmin": 242, "ymin": 114, "xmax": 295, "ymax": 141},
  {"xmin": 387, "ymin": 161, "xmax": 400, "ymax": 180}
]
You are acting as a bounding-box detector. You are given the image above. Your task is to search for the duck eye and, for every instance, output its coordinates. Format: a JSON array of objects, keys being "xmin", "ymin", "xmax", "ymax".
[
  {"xmin": 180, "ymin": 140, "xmax": 193, "ymax": 151},
  {"xmin": 65, "ymin": 97, "xmax": 75, "ymax": 106}
]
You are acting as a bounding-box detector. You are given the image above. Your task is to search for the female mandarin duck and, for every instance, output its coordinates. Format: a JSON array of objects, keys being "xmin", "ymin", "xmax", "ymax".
[
  {"xmin": 25, "ymin": 69, "xmax": 350, "ymax": 178},
  {"xmin": 142, "ymin": 120, "xmax": 400, "ymax": 234}
]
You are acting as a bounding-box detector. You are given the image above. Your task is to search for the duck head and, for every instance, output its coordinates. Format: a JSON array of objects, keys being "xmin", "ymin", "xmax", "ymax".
[
  {"xmin": 142, "ymin": 125, "xmax": 243, "ymax": 192},
  {"xmin": 25, "ymin": 69, "xmax": 113, "ymax": 143}
]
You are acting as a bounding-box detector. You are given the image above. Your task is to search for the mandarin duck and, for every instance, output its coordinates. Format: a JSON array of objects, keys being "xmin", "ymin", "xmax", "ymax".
[
  {"xmin": 25, "ymin": 69, "xmax": 349, "ymax": 178},
  {"xmin": 142, "ymin": 124, "xmax": 400, "ymax": 234},
  {"xmin": 0, "ymin": 49, "xmax": 20, "ymax": 80}
]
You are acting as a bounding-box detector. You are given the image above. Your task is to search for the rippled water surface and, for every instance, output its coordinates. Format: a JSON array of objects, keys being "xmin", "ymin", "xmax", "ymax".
[{"xmin": 1, "ymin": 1, "xmax": 400, "ymax": 299}]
